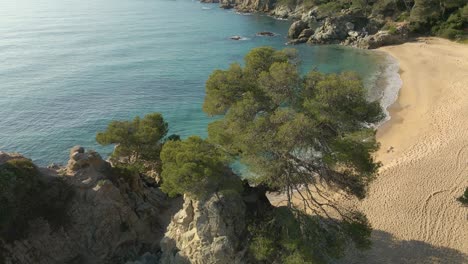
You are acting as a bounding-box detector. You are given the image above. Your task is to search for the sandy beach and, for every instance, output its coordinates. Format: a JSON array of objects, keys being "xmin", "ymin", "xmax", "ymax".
[{"xmin": 342, "ymin": 38, "xmax": 468, "ymax": 263}]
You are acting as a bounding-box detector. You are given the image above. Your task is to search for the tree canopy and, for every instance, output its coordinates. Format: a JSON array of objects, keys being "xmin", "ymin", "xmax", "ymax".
[
  {"xmin": 96, "ymin": 113, "xmax": 169, "ymax": 165},
  {"xmin": 0, "ymin": 159, "xmax": 73, "ymax": 242},
  {"xmin": 160, "ymin": 136, "xmax": 241, "ymax": 199},
  {"xmin": 203, "ymin": 46, "xmax": 383, "ymax": 261},
  {"xmin": 204, "ymin": 46, "xmax": 383, "ymax": 201}
]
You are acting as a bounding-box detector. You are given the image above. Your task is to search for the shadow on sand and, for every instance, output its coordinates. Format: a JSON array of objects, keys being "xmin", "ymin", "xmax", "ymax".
[{"xmin": 335, "ymin": 230, "xmax": 468, "ymax": 264}]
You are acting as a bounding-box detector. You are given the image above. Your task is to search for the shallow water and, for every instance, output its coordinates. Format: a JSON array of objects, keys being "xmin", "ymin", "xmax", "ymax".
[{"xmin": 0, "ymin": 0, "xmax": 387, "ymax": 165}]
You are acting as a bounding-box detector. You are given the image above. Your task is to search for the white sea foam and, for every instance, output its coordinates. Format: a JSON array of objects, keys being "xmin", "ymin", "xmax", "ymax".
[
  {"xmin": 375, "ymin": 52, "xmax": 403, "ymax": 126},
  {"xmin": 236, "ymin": 11, "xmax": 253, "ymax": 16}
]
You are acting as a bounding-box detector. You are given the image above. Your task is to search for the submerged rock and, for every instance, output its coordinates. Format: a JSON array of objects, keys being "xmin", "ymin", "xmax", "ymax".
[
  {"xmin": 230, "ymin": 35, "xmax": 242, "ymax": 40},
  {"xmin": 256, "ymin": 31, "xmax": 276, "ymax": 36}
]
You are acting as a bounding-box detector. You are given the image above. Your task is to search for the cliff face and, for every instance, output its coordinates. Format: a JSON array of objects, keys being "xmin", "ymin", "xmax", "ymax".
[
  {"xmin": 203, "ymin": 0, "xmax": 410, "ymax": 49},
  {"xmin": 160, "ymin": 193, "xmax": 248, "ymax": 264},
  {"xmin": 1, "ymin": 148, "xmax": 181, "ymax": 264},
  {"xmin": 1, "ymin": 149, "xmax": 271, "ymax": 264}
]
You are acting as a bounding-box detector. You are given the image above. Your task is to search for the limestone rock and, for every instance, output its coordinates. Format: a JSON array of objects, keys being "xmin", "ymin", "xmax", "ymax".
[
  {"xmin": 1, "ymin": 149, "xmax": 180, "ymax": 264},
  {"xmin": 160, "ymin": 193, "xmax": 248, "ymax": 264},
  {"xmin": 351, "ymin": 23, "xmax": 410, "ymax": 49},
  {"xmin": 67, "ymin": 146, "xmax": 109, "ymax": 174}
]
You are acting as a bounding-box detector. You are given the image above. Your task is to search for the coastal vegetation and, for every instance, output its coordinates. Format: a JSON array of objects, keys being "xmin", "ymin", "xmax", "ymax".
[
  {"xmin": 96, "ymin": 112, "xmax": 173, "ymax": 174},
  {"xmin": 203, "ymin": 46, "xmax": 382, "ymax": 262},
  {"xmin": 89, "ymin": 46, "xmax": 383, "ymax": 263},
  {"xmin": 0, "ymin": 158, "xmax": 73, "ymax": 243},
  {"xmin": 271, "ymin": 0, "xmax": 468, "ymax": 45},
  {"xmin": 160, "ymin": 136, "xmax": 242, "ymax": 199}
]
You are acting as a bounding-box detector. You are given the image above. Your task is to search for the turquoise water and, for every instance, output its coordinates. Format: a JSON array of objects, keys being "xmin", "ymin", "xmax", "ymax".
[{"xmin": 0, "ymin": 0, "xmax": 385, "ymax": 165}]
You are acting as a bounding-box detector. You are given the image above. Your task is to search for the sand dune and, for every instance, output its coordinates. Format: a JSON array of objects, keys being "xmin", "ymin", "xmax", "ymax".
[{"xmin": 344, "ymin": 38, "xmax": 468, "ymax": 263}]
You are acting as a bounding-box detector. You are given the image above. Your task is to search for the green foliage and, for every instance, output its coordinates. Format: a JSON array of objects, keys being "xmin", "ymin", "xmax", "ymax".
[
  {"xmin": 160, "ymin": 136, "xmax": 241, "ymax": 199},
  {"xmin": 457, "ymin": 187, "xmax": 468, "ymax": 205},
  {"xmin": 204, "ymin": 47, "xmax": 380, "ymax": 261},
  {"xmin": 110, "ymin": 163, "xmax": 142, "ymax": 189},
  {"xmin": 409, "ymin": 0, "xmax": 467, "ymax": 33},
  {"xmin": 0, "ymin": 159, "xmax": 73, "ymax": 242},
  {"xmin": 248, "ymin": 207, "xmax": 371, "ymax": 263},
  {"xmin": 96, "ymin": 112, "xmax": 168, "ymax": 170},
  {"xmin": 317, "ymin": 1, "xmax": 347, "ymax": 16},
  {"xmin": 432, "ymin": 4, "xmax": 468, "ymax": 39},
  {"xmin": 204, "ymin": 46, "xmax": 383, "ymax": 198}
]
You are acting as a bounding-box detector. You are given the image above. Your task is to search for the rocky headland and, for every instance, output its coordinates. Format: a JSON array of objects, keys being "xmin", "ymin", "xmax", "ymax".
[
  {"xmin": 201, "ymin": 0, "xmax": 466, "ymax": 49},
  {"xmin": 0, "ymin": 148, "xmax": 271, "ymax": 264}
]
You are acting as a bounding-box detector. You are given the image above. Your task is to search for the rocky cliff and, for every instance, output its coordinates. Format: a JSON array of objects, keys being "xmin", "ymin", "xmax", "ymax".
[
  {"xmin": 0, "ymin": 148, "xmax": 181, "ymax": 264},
  {"xmin": 203, "ymin": 0, "xmax": 412, "ymax": 49},
  {"xmin": 0, "ymin": 149, "xmax": 271, "ymax": 264},
  {"xmin": 160, "ymin": 193, "xmax": 247, "ymax": 264}
]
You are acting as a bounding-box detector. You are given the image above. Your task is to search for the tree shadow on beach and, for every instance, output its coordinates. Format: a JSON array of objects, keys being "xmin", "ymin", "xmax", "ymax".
[{"xmin": 335, "ymin": 230, "xmax": 468, "ymax": 264}]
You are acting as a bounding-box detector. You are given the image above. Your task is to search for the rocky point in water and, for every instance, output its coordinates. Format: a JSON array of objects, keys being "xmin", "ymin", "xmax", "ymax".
[{"xmin": 204, "ymin": 0, "xmax": 412, "ymax": 49}]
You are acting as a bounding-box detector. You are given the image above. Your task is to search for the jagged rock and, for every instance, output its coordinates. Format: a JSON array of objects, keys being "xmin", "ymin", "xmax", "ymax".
[
  {"xmin": 298, "ymin": 28, "xmax": 314, "ymax": 39},
  {"xmin": 350, "ymin": 23, "xmax": 410, "ymax": 49},
  {"xmin": 271, "ymin": 5, "xmax": 291, "ymax": 18},
  {"xmin": 0, "ymin": 151, "xmax": 24, "ymax": 165},
  {"xmin": 1, "ymin": 149, "xmax": 181, "ymax": 264},
  {"xmin": 67, "ymin": 146, "xmax": 109, "ymax": 174},
  {"xmin": 160, "ymin": 193, "xmax": 248, "ymax": 264},
  {"xmin": 288, "ymin": 20, "xmax": 308, "ymax": 39},
  {"xmin": 308, "ymin": 16, "xmax": 350, "ymax": 44}
]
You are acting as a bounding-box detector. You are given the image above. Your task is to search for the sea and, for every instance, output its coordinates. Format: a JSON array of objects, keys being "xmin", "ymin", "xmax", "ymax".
[{"xmin": 0, "ymin": 0, "xmax": 400, "ymax": 165}]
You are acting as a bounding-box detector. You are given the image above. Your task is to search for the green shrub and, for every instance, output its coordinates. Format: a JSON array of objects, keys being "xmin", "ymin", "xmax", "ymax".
[
  {"xmin": 160, "ymin": 136, "xmax": 241, "ymax": 199},
  {"xmin": 0, "ymin": 159, "xmax": 73, "ymax": 242},
  {"xmin": 457, "ymin": 187, "xmax": 468, "ymax": 205},
  {"xmin": 432, "ymin": 5, "xmax": 468, "ymax": 39},
  {"xmin": 247, "ymin": 206, "xmax": 370, "ymax": 263}
]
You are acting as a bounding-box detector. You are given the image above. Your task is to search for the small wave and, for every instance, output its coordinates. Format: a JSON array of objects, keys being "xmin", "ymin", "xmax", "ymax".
[
  {"xmin": 273, "ymin": 17, "xmax": 288, "ymax": 21},
  {"xmin": 236, "ymin": 11, "xmax": 252, "ymax": 16},
  {"xmin": 201, "ymin": 7, "xmax": 212, "ymax": 10},
  {"xmin": 376, "ymin": 52, "xmax": 403, "ymax": 126},
  {"xmin": 229, "ymin": 35, "xmax": 250, "ymax": 41}
]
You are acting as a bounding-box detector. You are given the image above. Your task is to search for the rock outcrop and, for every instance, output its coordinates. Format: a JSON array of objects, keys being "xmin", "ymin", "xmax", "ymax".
[
  {"xmin": 1, "ymin": 148, "xmax": 273, "ymax": 264},
  {"xmin": 160, "ymin": 193, "xmax": 248, "ymax": 264},
  {"xmin": 202, "ymin": 0, "xmax": 275, "ymax": 12},
  {"xmin": 159, "ymin": 181, "xmax": 272, "ymax": 264},
  {"xmin": 1, "ymin": 148, "xmax": 181, "ymax": 264},
  {"xmin": 202, "ymin": 0, "xmax": 411, "ymax": 49}
]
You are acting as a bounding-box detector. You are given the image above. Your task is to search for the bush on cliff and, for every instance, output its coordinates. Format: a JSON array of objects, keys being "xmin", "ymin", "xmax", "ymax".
[
  {"xmin": 160, "ymin": 136, "xmax": 242, "ymax": 199},
  {"xmin": 0, "ymin": 159, "xmax": 73, "ymax": 242},
  {"xmin": 96, "ymin": 112, "xmax": 169, "ymax": 171}
]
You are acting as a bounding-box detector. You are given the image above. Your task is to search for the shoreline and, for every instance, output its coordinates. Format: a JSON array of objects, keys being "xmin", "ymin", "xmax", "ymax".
[{"xmin": 343, "ymin": 37, "xmax": 468, "ymax": 262}]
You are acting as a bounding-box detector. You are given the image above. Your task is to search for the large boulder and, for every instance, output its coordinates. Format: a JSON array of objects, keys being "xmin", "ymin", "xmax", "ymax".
[
  {"xmin": 352, "ymin": 23, "xmax": 410, "ymax": 49},
  {"xmin": 308, "ymin": 16, "xmax": 350, "ymax": 44},
  {"xmin": 160, "ymin": 192, "xmax": 248, "ymax": 264},
  {"xmin": 288, "ymin": 20, "xmax": 308, "ymax": 39}
]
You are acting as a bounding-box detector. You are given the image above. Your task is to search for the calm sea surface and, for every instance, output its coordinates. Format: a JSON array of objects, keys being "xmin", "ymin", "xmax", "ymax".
[{"xmin": 0, "ymin": 0, "xmax": 386, "ymax": 165}]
